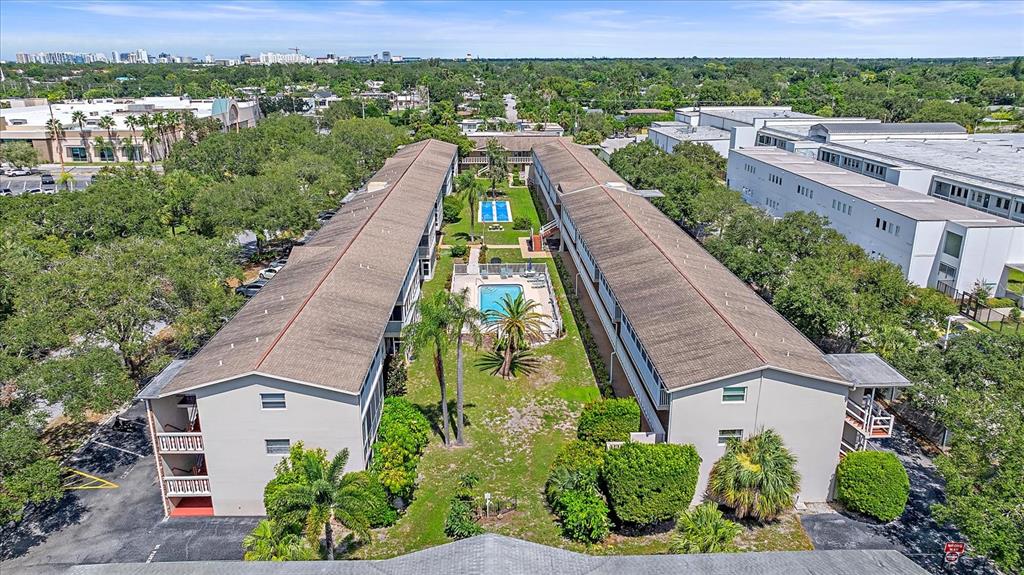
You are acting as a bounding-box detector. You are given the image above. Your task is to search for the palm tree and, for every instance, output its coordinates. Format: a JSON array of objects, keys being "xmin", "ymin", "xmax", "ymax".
[
  {"xmin": 98, "ymin": 115, "xmax": 117, "ymax": 161},
  {"xmin": 484, "ymin": 138, "xmax": 509, "ymax": 196},
  {"xmin": 119, "ymin": 137, "xmax": 135, "ymax": 162},
  {"xmin": 92, "ymin": 136, "xmax": 110, "ymax": 162},
  {"xmin": 707, "ymin": 429, "xmax": 800, "ymax": 521},
  {"xmin": 124, "ymin": 114, "xmax": 140, "ymax": 160},
  {"xmin": 447, "ymin": 289, "xmax": 485, "ymax": 446},
  {"xmin": 670, "ymin": 502, "xmax": 742, "ymax": 554},
  {"xmin": 243, "ymin": 519, "xmax": 319, "ymax": 561},
  {"xmin": 151, "ymin": 111, "xmax": 167, "ymax": 158},
  {"xmin": 71, "ymin": 110, "xmax": 90, "ymax": 161},
  {"xmin": 142, "ymin": 126, "xmax": 159, "ymax": 162},
  {"xmin": 269, "ymin": 448, "xmax": 370, "ymax": 560},
  {"xmin": 164, "ymin": 110, "xmax": 180, "ymax": 145},
  {"xmin": 466, "ymin": 180, "xmax": 481, "ymax": 242},
  {"xmin": 484, "ymin": 293, "xmax": 547, "ymax": 378},
  {"xmin": 404, "ymin": 291, "xmax": 457, "ymax": 445},
  {"xmin": 45, "ymin": 118, "xmax": 66, "ymax": 167}
]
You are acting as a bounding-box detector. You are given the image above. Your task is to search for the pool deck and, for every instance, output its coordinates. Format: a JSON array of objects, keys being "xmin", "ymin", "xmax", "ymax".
[{"xmin": 450, "ymin": 264, "xmax": 560, "ymax": 340}]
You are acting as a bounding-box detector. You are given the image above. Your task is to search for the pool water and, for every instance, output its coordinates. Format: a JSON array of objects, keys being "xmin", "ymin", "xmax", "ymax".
[
  {"xmin": 480, "ymin": 200, "xmax": 512, "ymax": 223},
  {"xmin": 479, "ymin": 284, "xmax": 524, "ymax": 316}
]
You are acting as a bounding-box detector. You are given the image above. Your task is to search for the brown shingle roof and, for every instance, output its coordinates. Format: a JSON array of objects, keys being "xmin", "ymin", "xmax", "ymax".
[
  {"xmin": 533, "ymin": 141, "xmax": 844, "ymax": 390},
  {"xmin": 161, "ymin": 139, "xmax": 457, "ymax": 396},
  {"xmin": 467, "ymin": 134, "xmax": 568, "ymax": 152}
]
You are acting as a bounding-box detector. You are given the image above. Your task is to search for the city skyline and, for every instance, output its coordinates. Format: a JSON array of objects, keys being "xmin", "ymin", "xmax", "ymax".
[{"xmin": 2, "ymin": 0, "xmax": 1023, "ymax": 60}]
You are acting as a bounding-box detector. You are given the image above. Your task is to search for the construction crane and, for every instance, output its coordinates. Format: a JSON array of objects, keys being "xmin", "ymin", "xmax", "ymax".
[{"xmin": 289, "ymin": 47, "xmax": 301, "ymax": 55}]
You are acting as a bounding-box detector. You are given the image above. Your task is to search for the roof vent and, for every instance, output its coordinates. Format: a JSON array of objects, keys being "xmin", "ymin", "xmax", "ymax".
[{"xmin": 367, "ymin": 180, "xmax": 388, "ymax": 192}]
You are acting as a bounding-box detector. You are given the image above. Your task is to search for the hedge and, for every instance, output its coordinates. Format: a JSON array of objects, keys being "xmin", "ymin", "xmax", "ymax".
[
  {"xmin": 348, "ymin": 471, "xmax": 399, "ymax": 528},
  {"xmin": 576, "ymin": 399, "xmax": 641, "ymax": 444},
  {"xmin": 545, "ymin": 440, "xmax": 605, "ymax": 503},
  {"xmin": 552, "ymin": 488, "xmax": 610, "ymax": 543},
  {"xmin": 602, "ymin": 442, "xmax": 701, "ymax": 526},
  {"xmin": 836, "ymin": 451, "xmax": 910, "ymax": 522},
  {"xmin": 545, "ymin": 441, "xmax": 611, "ymax": 543},
  {"xmin": 369, "ymin": 398, "xmax": 431, "ymax": 499}
]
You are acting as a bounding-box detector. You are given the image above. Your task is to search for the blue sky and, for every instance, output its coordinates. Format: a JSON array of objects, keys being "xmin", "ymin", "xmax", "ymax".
[{"xmin": 1, "ymin": 0, "xmax": 1022, "ymax": 60}]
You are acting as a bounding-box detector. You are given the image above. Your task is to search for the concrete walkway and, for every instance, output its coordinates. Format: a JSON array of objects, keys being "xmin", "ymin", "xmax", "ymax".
[{"xmin": 467, "ymin": 246, "xmax": 481, "ymax": 274}]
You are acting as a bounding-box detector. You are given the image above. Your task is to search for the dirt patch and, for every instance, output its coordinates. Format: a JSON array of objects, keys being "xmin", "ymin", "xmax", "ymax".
[
  {"xmin": 482, "ymin": 396, "xmax": 574, "ymax": 454},
  {"xmin": 529, "ymin": 355, "xmax": 563, "ymax": 388}
]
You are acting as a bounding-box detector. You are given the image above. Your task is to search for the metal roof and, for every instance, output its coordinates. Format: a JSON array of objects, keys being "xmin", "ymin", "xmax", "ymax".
[
  {"xmin": 67, "ymin": 533, "xmax": 929, "ymax": 575},
  {"xmin": 649, "ymin": 124, "xmax": 731, "ymax": 142},
  {"xmin": 734, "ymin": 147, "xmax": 1021, "ymax": 228},
  {"xmin": 159, "ymin": 139, "xmax": 457, "ymax": 397},
  {"xmin": 824, "ymin": 354, "xmax": 911, "ymax": 388},
  {"xmin": 534, "ymin": 141, "xmax": 844, "ymax": 391},
  {"xmin": 811, "ymin": 122, "xmax": 967, "ymax": 135}
]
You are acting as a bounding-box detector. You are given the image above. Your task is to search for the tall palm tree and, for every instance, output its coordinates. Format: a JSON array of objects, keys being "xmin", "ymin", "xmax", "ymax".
[
  {"xmin": 92, "ymin": 136, "xmax": 109, "ymax": 161},
  {"xmin": 484, "ymin": 293, "xmax": 547, "ymax": 378},
  {"xmin": 142, "ymin": 126, "xmax": 159, "ymax": 162},
  {"xmin": 151, "ymin": 111, "xmax": 167, "ymax": 158},
  {"xmin": 466, "ymin": 180, "xmax": 481, "ymax": 242},
  {"xmin": 45, "ymin": 118, "xmax": 66, "ymax": 167},
  {"xmin": 119, "ymin": 137, "xmax": 135, "ymax": 162},
  {"xmin": 484, "ymin": 138, "xmax": 508, "ymax": 196},
  {"xmin": 124, "ymin": 114, "xmax": 140, "ymax": 160},
  {"xmin": 447, "ymin": 289, "xmax": 485, "ymax": 446},
  {"xmin": 707, "ymin": 429, "xmax": 801, "ymax": 521},
  {"xmin": 243, "ymin": 519, "xmax": 319, "ymax": 561},
  {"xmin": 98, "ymin": 115, "xmax": 117, "ymax": 161},
  {"xmin": 71, "ymin": 110, "xmax": 90, "ymax": 162},
  {"xmin": 164, "ymin": 110, "xmax": 180, "ymax": 145},
  {"xmin": 270, "ymin": 448, "xmax": 370, "ymax": 560},
  {"xmin": 404, "ymin": 291, "xmax": 457, "ymax": 445}
]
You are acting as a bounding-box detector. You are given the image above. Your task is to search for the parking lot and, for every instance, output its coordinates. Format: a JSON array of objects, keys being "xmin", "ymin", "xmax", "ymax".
[
  {"xmin": 1, "ymin": 172, "xmax": 92, "ymax": 195},
  {"xmin": 0, "ymin": 401, "xmax": 260, "ymax": 574}
]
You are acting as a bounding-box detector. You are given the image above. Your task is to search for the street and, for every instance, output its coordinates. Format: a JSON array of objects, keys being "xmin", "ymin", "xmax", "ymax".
[{"xmin": 0, "ymin": 401, "xmax": 259, "ymax": 574}]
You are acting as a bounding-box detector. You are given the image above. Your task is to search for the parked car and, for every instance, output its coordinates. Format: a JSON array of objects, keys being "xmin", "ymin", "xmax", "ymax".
[
  {"xmin": 317, "ymin": 209, "xmax": 337, "ymax": 222},
  {"xmin": 234, "ymin": 279, "xmax": 268, "ymax": 298},
  {"xmin": 40, "ymin": 173, "xmax": 55, "ymax": 186},
  {"xmin": 259, "ymin": 264, "xmax": 284, "ymax": 280},
  {"xmin": 0, "ymin": 188, "xmax": 13, "ymax": 197},
  {"xmin": 7, "ymin": 167, "xmax": 32, "ymax": 177},
  {"xmin": 26, "ymin": 188, "xmax": 43, "ymax": 195}
]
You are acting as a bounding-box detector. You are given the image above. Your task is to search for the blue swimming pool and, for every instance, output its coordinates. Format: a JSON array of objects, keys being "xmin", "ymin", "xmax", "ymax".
[
  {"xmin": 480, "ymin": 200, "xmax": 512, "ymax": 223},
  {"xmin": 479, "ymin": 284, "xmax": 523, "ymax": 317}
]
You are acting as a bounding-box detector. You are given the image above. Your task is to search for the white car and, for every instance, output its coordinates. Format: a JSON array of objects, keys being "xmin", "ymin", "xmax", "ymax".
[
  {"xmin": 259, "ymin": 264, "xmax": 284, "ymax": 280},
  {"xmin": 7, "ymin": 167, "xmax": 32, "ymax": 177}
]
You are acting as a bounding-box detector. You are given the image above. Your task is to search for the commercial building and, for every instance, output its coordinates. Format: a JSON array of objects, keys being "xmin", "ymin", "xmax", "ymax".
[
  {"xmin": 531, "ymin": 140, "xmax": 908, "ymax": 504},
  {"xmin": 727, "ymin": 147, "xmax": 1024, "ymax": 295},
  {"xmin": 0, "ymin": 97, "xmax": 261, "ymax": 163},
  {"xmin": 648, "ymin": 121, "xmax": 732, "ymax": 157},
  {"xmin": 139, "ymin": 140, "xmax": 457, "ymax": 517}
]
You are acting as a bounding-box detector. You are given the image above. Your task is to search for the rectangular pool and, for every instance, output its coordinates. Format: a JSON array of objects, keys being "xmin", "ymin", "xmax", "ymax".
[
  {"xmin": 480, "ymin": 200, "xmax": 512, "ymax": 223},
  {"xmin": 479, "ymin": 284, "xmax": 524, "ymax": 316}
]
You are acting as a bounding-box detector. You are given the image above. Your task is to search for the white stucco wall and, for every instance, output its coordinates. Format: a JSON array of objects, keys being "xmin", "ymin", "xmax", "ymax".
[
  {"xmin": 193, "ymin": 374, "xmax": 363, "ymax": 515},
  {"xmin": 666, "ymin": 369, "xmax": 848, "ymax": 504}
]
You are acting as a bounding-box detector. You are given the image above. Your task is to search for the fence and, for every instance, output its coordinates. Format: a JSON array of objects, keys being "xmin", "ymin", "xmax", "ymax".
[
  {"xmin": 957, "ymin": 292, "xmax": 1022, "ymax": 335},
  {"xmin": 452, "ymin": 263, "xmax": 564, "ymax": 337}
]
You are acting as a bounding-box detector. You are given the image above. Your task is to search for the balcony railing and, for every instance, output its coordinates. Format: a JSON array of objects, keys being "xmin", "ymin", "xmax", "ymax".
[
  {"xmin": 845, "ymin": 399, "xmax": 894, "ymax": 438},
  {"xmin": 157, "ymin": 432, "xmax": 204, "ymax": 453},
  {"xmin": 164, "ymin": 476, "xmax": 211, "ymax": 496}
]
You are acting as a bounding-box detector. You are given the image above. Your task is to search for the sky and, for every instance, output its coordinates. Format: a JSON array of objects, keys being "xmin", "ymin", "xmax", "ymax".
[{"xmin": 1, "ymin": 0, "xmax": 1023, "ymax": 60}]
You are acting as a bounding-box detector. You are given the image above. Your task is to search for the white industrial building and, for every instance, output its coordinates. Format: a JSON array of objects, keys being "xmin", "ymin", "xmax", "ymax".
[
  {"xmin": 727, "ymin": 147, "xmax": 1024, "ymax": 296},
  {"xmin": 531, "ymin": 140, "xmax": 909, "ymax": 505},
  {"xmin": 647, "ymin": 121, "xmax": 732, "ymax": 157},
  {"xmin": 139, "ymin": 140, "xmax": 457, "ymax": 517}
]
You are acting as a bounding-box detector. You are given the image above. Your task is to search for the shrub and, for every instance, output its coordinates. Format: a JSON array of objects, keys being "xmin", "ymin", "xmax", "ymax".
[
  {"xmin": 553, "ymin": 488, "xmax": 610, "ymax": 543},
  {"xmin": 512, "ymin": 216, "xmax": 531, "ymax": 230},
  {"xmin": 478, "ymin": 244, "xmax": 488, "ymax": 264},
  {"xmin": 442, "ymin": 196, "xmax": 462, "ymax": 223},
  {"xmin": 602, "ymin": 442, "xmax": 701, "ymax": 526},
  {"xmin": 707, "ymin": 429, "xmax": 800, "ymax": 521},
  {"xmin": 348, "ymin": 471, "xmax": 399, "ymax": 528},
  {"xmin": 576, "ymin": 399, "xmax": 641, "ymax": 444},
  {"xmin": 511, "ymin": 171, "xmax": 523, "ymax": 186},
  {"xmin": 986, "ymin": 297, "xmax": 1016, "ymax": 308},
  {"xmin": 384, "ymin": 358, "xmax": 407, "ymax": 397},
  {"xmin": 369, "ymin": 442, "xmax": 419, "ymax": 499},
  {"xmin": 376, "ymin": 397, "xmax": 430, "ymax": 455},
  {"xmin": 449, "ymin": 244, "xmax": 468, "ymax": 258},
  {"xmin": 670, "ymin": 502, "xmax": 742, "ymax": 553},
  {"xmin": 545, "ymin": 440, "xmax": 605, "ymax": 503},
  {"xmin": 836, "ymin": 451, "xmax": 910, "ymax": 522},
  {"xmin": 445, "ymin": 498, "xmax": 484, "ymax": 539}
]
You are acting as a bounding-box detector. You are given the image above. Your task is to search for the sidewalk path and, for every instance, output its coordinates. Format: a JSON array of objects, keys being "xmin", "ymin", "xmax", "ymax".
[{"xmin": 467, "ymin": 246, "xmax": 480, "ymax": 274}]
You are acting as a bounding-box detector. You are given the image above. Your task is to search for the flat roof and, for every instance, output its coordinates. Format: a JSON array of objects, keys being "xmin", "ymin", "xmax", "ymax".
[
  {"xmin": 649, "ymin": 124, "xmax": 731, "ymax": 142},
  {"xmin": 0, "ymin": 97, "xmax": 255, "ymax": 131},
  {"xmin": 701, "ymin": 107, "xmax": 819, "ymax": 125},
  {"xmin": 734, "ymin": 147, "xmax": 1022, "ymax": 228},
  {"xmin": 823, "ymin": 135, "xmax": 1024, "ymax": 197},
  {"xmin": 160, "ymin": 139, "xmax": 457, "ymax": 397},
  {"xmin": 824, "ymin": 354, "xmax": 911, "ymax": 388},
  {"xmin": 533, "ymin": 140, "xmax": 844, "ymax": 391},
  {"xmin": 68, "ymin": 533, "xmax": 929, "ymax": 575},
  {"xmin": 812, "ymin": 122, "xmax": 966, "ymax": 136}
]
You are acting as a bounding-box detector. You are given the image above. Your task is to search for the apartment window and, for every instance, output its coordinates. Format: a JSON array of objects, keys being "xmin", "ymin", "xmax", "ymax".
[
  {"xmin": 796, "ymin": 185, "xmax": 814, "ymax": 199},
  {"xmin": 265, "ymin": 439, "xmax": 291, "ymax": 455},
  {"xmin": 831, "ymin": 199, "xmax": 853, "ymax": 216},
  {"xmin": 744, "ymin": 163, "xmax": 756, "ymax": 174},
  {"xmin": 722, "ymin": 386, "xmax": 747, "ymax": 403},
  {"xmin": 718, "ymin": 429, "xmax": 743, "ymax": 445},
  {"xmin": 841, "ymin": 157, "xmax": 862, "ymax": 170},
  {"xmin": 260, "ymin": 392, "xmax": 286, "ymax": 410},
  {"xmin": 769, "ymin": 173, "xmax": 783, "ymax": 185},
  {"xmin": 942, "ymin": 231, "xmax": 964, "ymax": 259},
  {"xmin": 864, "ymin": 163, "xmax": 887, "ymax": 179},
  {"xmin": 765, "ymin": 198, "xmax": 780, "ymax": 210},
  {"xmin": 819, "ymin": 150, "xmax": 840, "ymax": 165}
]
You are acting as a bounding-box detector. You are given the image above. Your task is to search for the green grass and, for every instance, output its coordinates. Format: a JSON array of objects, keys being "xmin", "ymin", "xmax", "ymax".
[
  {"xmin": 356, "ymin": 252, "xmax": 600, "ymax": 558},
  {"xmin": 1008, "ymin": 268, "xmax": 1024, "ymax": 294},
  {"xmin": 443, "ymin": 178, "xmax": 541, "ymax": 246}
]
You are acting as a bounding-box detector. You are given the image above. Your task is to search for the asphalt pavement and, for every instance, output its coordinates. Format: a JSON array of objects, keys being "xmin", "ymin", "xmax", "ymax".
[
  {"xmin": 0, "ymin": 401, "xmax": 259, "ymax": 574},
  {"xmin": 799, "ymin": 426, "xmax": 1000, "ymax": 575}
]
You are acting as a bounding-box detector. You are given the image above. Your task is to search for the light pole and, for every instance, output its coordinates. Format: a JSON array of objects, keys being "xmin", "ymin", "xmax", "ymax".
[{"xmin": 943, "ymin": 315, "xmax": 959, "ymax": 350}]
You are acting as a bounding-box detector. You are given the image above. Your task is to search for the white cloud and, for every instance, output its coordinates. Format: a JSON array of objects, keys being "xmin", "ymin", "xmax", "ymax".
[{"xmin": 744, "ymin": 0, "xmax": 1017, "ymax": 27}]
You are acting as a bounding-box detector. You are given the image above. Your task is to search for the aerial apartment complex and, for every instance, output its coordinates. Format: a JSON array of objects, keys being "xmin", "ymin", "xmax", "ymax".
[
  {"xmin": 0, "ymin": 96, "xmax": 261, "ymax": 164},
  {"xmin": 727, "ymin": 147, "xmax": 1024, "ymax": 295},
  {"xmin": 531, "ymin": 140, "xmax": 908, "ymax": 503},
  {"xmin": 139, "ymin": 140, "xmax": 457, "ymax": 517}
]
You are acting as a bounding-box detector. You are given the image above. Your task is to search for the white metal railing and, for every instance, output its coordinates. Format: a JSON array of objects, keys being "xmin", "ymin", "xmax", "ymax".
[
  {"xmin": 840, "ymin": 439, "xmax": 858, "ymax": 456},
  {"xmin": 156, "ymin": 432, "xmax": 204, "ymax": 453},
  {"xmin": 539, "ymin": 220, "xmax": 558, "ymax": 236},
  {"xmin": 164, "ymin": 476, "xmax": 211, "ymax": 496},
  {"xmin": 845, "ymin": 399, "xmax": 894, "ymax": 438}
]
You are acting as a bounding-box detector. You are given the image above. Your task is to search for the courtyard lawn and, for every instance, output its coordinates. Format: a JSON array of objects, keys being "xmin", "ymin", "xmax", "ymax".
[{"xmin": 444, "ymin": 178, "xmax": 542, "ymax": 246}]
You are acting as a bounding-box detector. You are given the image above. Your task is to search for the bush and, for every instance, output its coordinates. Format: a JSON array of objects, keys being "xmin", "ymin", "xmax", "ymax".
[
  {"xmin": 602, "ymin": 442, "xmax": 701, "ymax": 526},
  {"xmin": 512, "ymin": 216, "xmax": 532, "ymax": 230},
  {"xmin": 670, "ymin": 502, "xmax": 742, "ymax": 553},
  {"xmin": 369, "ymin": 442, "xmax": 419, "ymax": 500},
  {"xmin": 836, "ymin": 451, "xmax": 910, "ymax": 522},
  {"xmin": 348, "ymin": 471, "xmax": 399, "ymax": 528},
  {"xmin": 511, "ymin": 171, "xmax": 523, "ymax": 186},
  {"xmin": 986, "ymin": 297, "xmax": 1017, "ymax": 308},
  {"xmin": 449, "ymin": 244, "xmax": 468, "ymax": 258},
  {"xmin": 576, "ymin": 399, "xmax": 641, "ymax": 444},
  {"xmin": 545, "ymin": 440, "xmax": 605, "ymax": 503},
  {"xmin": 442, "ymin": 196, "xmax": 462, "ymax": 223},
  {"xmin": 444, "ymin": 498, "xmax": 484, "ymax": 539},
  {"xmin": 707, "ymin": 429, "xmax": 800, "ymax": 521},
  {"xmin": 553, "ymin": 488, "xmax": 610, "ymax": 543},
  {"xmin": 376, "ymin": 397, "xmax": 430, "ymax": 455},
  {"xmin": 384, "ymin": 357, "xmax": 407, "ymax": 397}
]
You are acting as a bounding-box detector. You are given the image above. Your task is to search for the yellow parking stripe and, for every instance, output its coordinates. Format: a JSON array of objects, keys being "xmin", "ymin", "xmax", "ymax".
[{"xmin": 63, "ymin": 469, "xmax": 119, "ymax": 490}]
